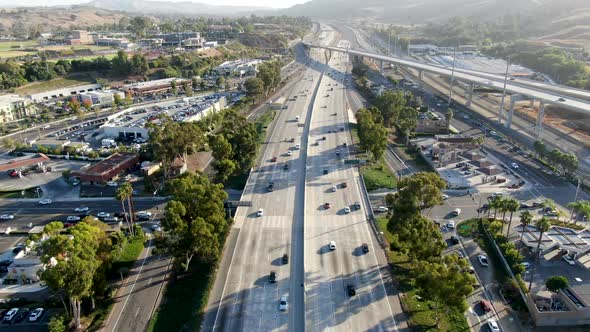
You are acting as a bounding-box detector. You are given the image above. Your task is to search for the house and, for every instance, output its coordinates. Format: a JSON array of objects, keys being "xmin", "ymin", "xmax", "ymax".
[
  {"xmin": 0, "ymin": 94, "xmax": 32, "ymax": 123},
  {"xmin": 66, "ymin": 30, "xmax": 94, "ymax": 45},
  {"xmin": 155, "ymin": 32, "xmax": 200, "ymax": 46}
]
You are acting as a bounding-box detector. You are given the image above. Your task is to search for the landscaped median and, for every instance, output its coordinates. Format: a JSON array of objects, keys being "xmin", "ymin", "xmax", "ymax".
[
  {"xmin": 376, "ymin": 218, "xmax": 470, "ymax": 331},
  {"xmin": 360, "ymin": 158, "xmax": 397, "ymax": 191}
]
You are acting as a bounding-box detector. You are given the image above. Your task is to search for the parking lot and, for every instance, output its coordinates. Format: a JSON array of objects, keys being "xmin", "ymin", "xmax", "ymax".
[{"xmin": 0, "ymin": 308, "xmax": 62, "ymax": 330}]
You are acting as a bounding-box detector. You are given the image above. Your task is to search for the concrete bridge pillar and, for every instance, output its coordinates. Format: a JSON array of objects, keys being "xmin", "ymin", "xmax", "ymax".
[
  {"xmin": 506, "ymin": 96, "xmax": 516, "ymax": 129},
  {"xmin": 530, "ymin": 98, "xmax": 535, "ymax": 108},
  {"xmin": 536, "ymin": 102, "xmax": 545, "ymax": 140},
  {"xmin": 418, "ymin": 70, "xmax": 424, "ymax": 87},
  {"xmin": 379, "ymin": 60, "xmax": 384, "ymax": 73},
  {"xmin": 466, "ymin": 83, "xmax": 474, "ymax": 107}
]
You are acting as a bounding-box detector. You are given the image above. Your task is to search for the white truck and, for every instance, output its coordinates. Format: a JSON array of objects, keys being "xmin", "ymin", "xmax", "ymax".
[{"xmin": 101, "ymin": 138, "xmax": 116, "ymax": 148}]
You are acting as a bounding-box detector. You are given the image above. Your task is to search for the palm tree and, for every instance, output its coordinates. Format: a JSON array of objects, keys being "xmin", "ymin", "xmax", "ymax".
[
  {"xmin": 489, "ymin": 196, "xmax": 503, "ymax": 220},
  {"xmin": 499, "ymin": 197, "xmax": 509, "ymax": 223},
  {"xmin": 505, "ymin": 198, "xmax": 520, "ymax": 237},
  {"xmin": 116, "ymin": 182, "xmax": 134, "ymax": 236},
  {"xmin": 528, "ymin": 217, "xmax": 551, "ymax": 292},
  {"xmin": 518, "ymin": 211, "xmax": 533, "ymax": 247},
  {"xmin": 568, "ymin": 200, "xmax": 590, "ymax": 223}
]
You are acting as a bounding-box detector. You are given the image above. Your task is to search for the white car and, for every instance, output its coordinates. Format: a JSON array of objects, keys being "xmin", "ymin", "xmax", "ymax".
[
  {"xmin": 563, "ymin": 254, "xmax": 576, "ymax": 265},
  {"xmin": 279, "ymin": 296, "xmax": 288, "ymax": 311},
  {"xmin": 106, "ymin": 181, "xmax": 118, "ymax": 187},
  {"xmin": 256, "ymin": 209, "xmax": 264, "ymax": 217},
  {"xmin": 510, "ymin": 162, "xmax": 519, "ymax": 169},
  {"xmin": 329, "ymin": 241, "xmax": 337, "ymax": 250},
  {"xmin": 442, "ymin": 194, "xmax": 449, "ymax": 200},
  {"xmin": 39, "ymin": 199, "xmax": 52, "ymax": 205},
  {"xmin": 447, "ymin": 220, "xmax": 455, "ymax": 228},
  {"xmin": 97, "ymin": 212, "xmax": 110, "ymax": 218},
  {"xmin": 331, "ymin": 186, "xmax": 337, "ymax": 192},
  {"xmin": 344, "ymin": 206, "xmax": 351, "ymax": 214},
  {"xmin": 376, "ymin": 206, "xmax": 389, "ymax": 213},
  {"xmin": 28, "ymin": 308, "xmax": 44, "ymax": 322},
  {"xmin": 521, "ymin": 262, "xmax": 531, "ymax": 270},
  {"xmin": 295, "ymin": 144, "xmax": 300, "ymax": 150},
  {"xmin": 478, "ymin": 254, "xmax": 489, "ymax": 267},
  {"xmin": 74, "ymin": 207, "xmax": 89, "ymax": 212},
  {"xmin": 487, "ymin": 319, "xmax": 500, "ymax": 332},
  {"xmin": 287, "ymin": 151, "xmax": 293, "ymax": 156},
  {"xmin": 3, "ymin": 308, "xmax": 18, "ymax": 321},
  {"xmin": 0, "ymin": 214, "xmax": 14, "ymax": 220},
  {"xmin": 66, "ymin": 216, "xmax": 81, "ymax": 222},
  {"xmin": 151, "ymin": 224, "xmax": 162, "ymax": 232}
]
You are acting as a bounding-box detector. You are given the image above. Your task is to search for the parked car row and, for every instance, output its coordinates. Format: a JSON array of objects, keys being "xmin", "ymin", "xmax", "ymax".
[{"xmin": 1, "ymin": 307, "xmax": 45, "ymax": 324}]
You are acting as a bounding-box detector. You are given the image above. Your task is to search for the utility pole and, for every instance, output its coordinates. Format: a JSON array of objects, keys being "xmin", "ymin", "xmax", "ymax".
[
  {"xmin": 569, "ymin": 177, "xmax": 582, "ymax": 220},
  {"xmin": 498, "ymin": 57, "xmax": 510, "ymax": 124},
  {"xmin": 447, "ymin": 46, "xmax": 457, "ymax": 106}
]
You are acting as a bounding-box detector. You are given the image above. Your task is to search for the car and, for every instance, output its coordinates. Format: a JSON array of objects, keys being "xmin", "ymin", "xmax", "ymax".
[
  {"xmin": 287, "ymin": 151, "xmax": 293, "ymax": 156},
  {"xmin": 344, "ymin": 206, "xmax": 351, "ymax": 214},
  {"xmin": 282, "ymin": 253, "xmax": 289, "ymax": 264},
  {"xmin": 451, "ymin": 208, "xmax": 461, "ymax": 217},
  {"xmin": 487, "ymin": 319, "xmax": 500, "ymax": 332},
  {"xmin": 463, "ymin": 114, "xmax": 470, "ymax": 120},
  {"xmin": 376, "ymin": 206, "xmax": 389, "ymax": 213},
  {"xmin": 480, "ymin": 300, "xmax": 492, "ymax": 312},
  {"xmin": 330, "ymin": 186, "xmax": 337, "ymax": 192},
  {"xmin": 478, "ymin": 254, "xmax": 489, "ymax": 267},
  {"xmin": 3, "ymin": 308, "xmax": 18, "ymax": 322},
  {"xmin": 295, "ymin": 144, "xmax": 300, "ymax": 150},
  {"xmin": 321, "ymin": 136, "xmax": 327, "ymax": 141},
  {"xmin": 490, "ymin": 131, "xmax": 497, "ymax": 136},
  {"xmin": 256, "ymin": 209, "xmax": 264, "ymax": 217},
  {"xmin": 521, "ymin": 262, "xmax": 531, "ymax": 269},
  {"xmin": 279, "ymin": 296, "xmax": 288, "ymax": 311},
  {"xmin": 324, "ymin": 202, "xmax": 331, "ymax": 209},
  {"xmin": 323, "ymin": 169, "xmax": 328, "ymax": 175},
  {"xmin": 114, "ymin": 211, "xmax": 128, "ymax": 218},
  {"xmin": 557, "ymin": 97, "xmax": 566, "ymax": 102},
  {"xmin": 289, "ymin": 137, "xmax": 295, "ymax": 142},
  {"xmin": 447, "ymin": 220, "xmax": 455, "ymax": 228},
  {"xmin": 510, "ymin": 162, "xmax": 519, "ymax": 169},
  {"xmin": 66, "ymin": 216, "xmax": 81, "ymax": 222},
  {"xmin": 97, "ymin": 212, "xmax": 110, "ymax": 218},
  {"xmin": 341, "ymin": 182, "xmax": 348, "ymax": 188},
  {"xmin": 347, "ymin": 284, "xmax": 356, "ymax": 296},
  {"xmin": 450, "ymin": 235, "xmax": 460, "ymax": 244},
  {"xmin": 267, "ymin": 183, "xmax": 274, "ymax": 192},
  {"xmin": 269, "ymin": 271, "xmax": 277, "ymax": 283},
  {"xmin": 270, "ymin": 156, "xmax": 277, "ymax": 162},
  {"xmin": 335, "ymin": 149, "xmax": 340, "ymax": 155},
  {"xmin": 39, "ymin": 199, "xmax": 52, "ymax": 205},
  {"xmin": 353, "ymin": 202, "xmax": 361, "ymax": 210},
  {"xmin": 563, "ymin": 254, "xmax": 576, "ymax": 265},
  {"xmin": 74, "ymin": 207, "xmax": 89, "ymax": 212},
  {"xmin": 28, "ymin": 308, "xmax": 44, "ymax": 322},
  {"xmin": 0, "ymin": 214, "xmax": 14, "ymax": 220},
  {"xmin": 491, "ymin": 192, "xmax": 504, "ymax": 198},
  {"xmin": 106, "ymin": 181, "xmax": 118, "ymax": 187},
  {"xmin": 151, "ymin": 224, "xmax": 162, "ymax": 232},
  {"xmin": 329, "ymin": 241, "xmax": 337, "ymax": 250},
  {"xmin": 442, "ymin": 194, "xmax": 449, "ymax": 200},
  {"xmin": 103, "ymin": 216, "xmax": 119, "ymax": 223},
  {"xmin": 362, "ymin": 243, "xmax": 369, "ymax": 253}
]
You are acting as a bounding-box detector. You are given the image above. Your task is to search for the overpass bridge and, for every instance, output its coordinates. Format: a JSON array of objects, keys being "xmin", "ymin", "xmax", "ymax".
[{"xmin": 303, "ymin": 42, "xmax": 590, "ymax": 139}]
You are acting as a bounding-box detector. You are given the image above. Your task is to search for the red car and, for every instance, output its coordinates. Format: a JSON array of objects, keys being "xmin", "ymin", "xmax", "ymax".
[
  {"xmin": 270, "ymin": 157, "xmax": 277, "ymax": 162},
  {"xmin": 479, "ymin": 300, "xmax": 492, "ymax": 312},
  {"xmin": 324, "ymin": 202, "xmax": 331, "ymax": 209}
]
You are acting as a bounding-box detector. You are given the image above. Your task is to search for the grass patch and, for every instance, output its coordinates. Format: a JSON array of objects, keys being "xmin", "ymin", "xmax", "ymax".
[
  {"xmin": 254, "ymin": 108, "xmax": 276, "ymax": 143},
  {"xmin": 457, "ymin": 218, "xmax": 479, "ymax": 238},
  {"xmin": 548, "ymin": 219, "xmax": 585, "ymax": 231},
  {"xmin": 110, "ymin": 237, "xmax": 145, "ymax": 274},
  {"xmin": 375, "ymin": 218, "xmax": 469, "ymax": 331},
  {"xmin": 147, "ymin": 262, "xmax": 215, "ymax": 332},
  {"xmin": 0, "ymin": 187, "xmax": 40, "ymax": 198},
  {"xmin": 361, "ymin": 159, "xmax": 397, "ymax": 191},
  {"xmin": 15, "ymin": 73, "xmax": 98, "ymax": 95},
  {"xmin": 224, "ymin": 170, "xmax": 250, "ymax": 191}
]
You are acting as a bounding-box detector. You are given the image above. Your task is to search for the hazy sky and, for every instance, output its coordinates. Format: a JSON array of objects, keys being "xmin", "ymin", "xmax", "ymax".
[{"xmin": 0, "ymin": 0, "xmax": 309, "ymax": 8}]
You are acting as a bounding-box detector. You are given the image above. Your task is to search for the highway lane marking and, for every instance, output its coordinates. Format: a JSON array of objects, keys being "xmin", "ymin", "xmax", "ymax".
[{"xmin": 110, "ymin": 237, "xmax": 152, "ymax": 331}]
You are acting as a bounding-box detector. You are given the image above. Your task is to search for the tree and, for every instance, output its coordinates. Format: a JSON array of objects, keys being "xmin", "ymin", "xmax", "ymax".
[
  {"xmin": 397, "ymin": 106, "xmax": 418, "ymax": 143},
  {"xmin": 116, "ymin": 182, "xmax": 134, "ymax": 235},
  {"xmin": 82, "ymin": 99, "xmax": 93, "ymax": 111},
  {"xmin": 534, "ymin": 140, "xmax": 547, "ymax": 157},
  {"xmin": 67, "ymin": 97, "xmax": 80, "ymax": 114},
  {"xmin": 504, "ymin": 198, "xmax": 520, "ymax": 237},
  {"xmin": 568, "ymin": 200, "xmax": 590, "ymax": 224},
  {"xmin": 171, "ymin": 80, "xmax": 177, "ymax": 95},
  {"xmin": 518, "ymin": 211, "xmax": 533, "ymax": 246},
  {"xmin": 374, "ymin": 90, "xmax": 406, "ymax": 127},
  {"xmin": 160, "ymin": 173, "xmax": 228, "ymax": 271},
  {"xmin": 182, "ymin": 80, "xmax": 193, "ymax": 97},
  {"xmin": 529, "ymin": 217, "xmax": 551, "ymax": 291},
  {"xmin": 216, "ymin": 109, "xmax": 259, "ymax": 175},
  {"xmin": 356, "ymin": 107, "xmax": 388, "ymax": 160},
  {"xmin": 113, "ymin": 93, "xmax": 122, "ymax": 107},
  {"xmin": 130, "ymin": 54, "xmax": 149, "ymax": 76},
  {"xmin": 48, "ymin": 315, "xmax": 66, "ymax": 332},
  {"xmin": 546, "ymin": 275, "xmax": 569, "ymax": 293},
  {"xmin": 210, "ymin": 134, "xmax": 235, "ymax": 182},
  {"xmin": 445, "ymin": 108, "xmax": 454, "ymax": 131},
  {"xmin": 414, "ymin": 255, "xmax": 474, "ymax": 326},
  {"xmin": 216, "ymin": 76, "xmax": 225, "ymax": 90},
  {"xmin": 111, "ymin": 50, "xmax": 130, "ymax": 76},
  {"xmin": 244, "ymin": 77, "xmax": 264, "ymax": 102}
]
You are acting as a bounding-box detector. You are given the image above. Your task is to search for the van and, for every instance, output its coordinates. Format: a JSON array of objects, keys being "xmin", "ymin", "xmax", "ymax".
[
  {"xmin": 295, "ymin": 115, "xmax": 300, "ymax": 121},
  {"xmin": 451, "ymin": 208, "xmax": 461, "ymax": 217},
  {"xmin": 329, "ymin": 241, "xmax": 336, "ymax": 250}
]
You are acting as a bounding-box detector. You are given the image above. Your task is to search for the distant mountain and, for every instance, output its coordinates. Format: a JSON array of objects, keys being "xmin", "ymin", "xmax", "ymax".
[
  {"xmin": 87, "ymin": 0, "xmax": 275, "ymax": 16},
  {"xmin": 281, "ymin": 0, "xmax": 590, "ymax": 23}
]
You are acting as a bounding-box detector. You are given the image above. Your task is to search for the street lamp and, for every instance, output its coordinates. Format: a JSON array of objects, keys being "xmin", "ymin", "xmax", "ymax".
[
  {"xmin": 498, "ymin": 56, "xmax": 511, "ymax": 124},
  {"xmin": 447, "ymin": 47, "xmax": 457, "ymax": 106}
]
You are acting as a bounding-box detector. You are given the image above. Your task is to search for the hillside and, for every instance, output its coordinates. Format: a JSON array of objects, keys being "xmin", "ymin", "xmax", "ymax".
[
  {"xmin": 87, "ymin": 0, "xmax": 273, "ymax": 16},
  {"xmin": 0, "ymin": 6, "xmax": 133, "ymax": 32}
]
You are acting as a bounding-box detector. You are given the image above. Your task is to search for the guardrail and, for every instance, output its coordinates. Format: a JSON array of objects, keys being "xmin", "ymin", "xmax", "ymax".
[{"xmin": 357, "ymin": 166, "xmax": 386, "ymax": 248}]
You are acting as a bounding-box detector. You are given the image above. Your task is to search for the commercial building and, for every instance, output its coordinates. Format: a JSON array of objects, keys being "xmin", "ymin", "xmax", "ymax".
[
  {"xmin": 0, "ymin": 94, "xmax": 32, "ymax": 123},
  {"xmin": 0, "ymin": 153, "xmax": 50, "ymax": 172},
  {"xmin": 183, "ymin": 36, "xmax": 206, "ymax": 49},
  {"xmin": 95, "ymin": 37, "xmax": 132, "ymax": 48},
  {"xmin": 123, "ymin": 78, "xmax": 190, "ymax": 96},
  {"xmin": 79, "ymin": 90, "xmax": 125, "ymax": 107},
  {"xmin": 28, "ymin": 84, "xmax": 102, "ymax": 102},
  {"xmin": 409, "ymin": 44, "xmax": 439, "ymax": 54},
  {"xmin": 204, "ymin": 41, "xmax": 218, "ymax": 48},
  {"xmin": 139, "ymin": 38, "xmax": 164, "ymax": 48},
  {"xmin": 5, "ymin": 252, "xmax": 43, "ymax": 284},
  {"xmin": 213, "ymin": 59, "xmax": 263, "ymax": 77},
  {"xmin": 155, "ymin": 32, "xmax": 200, "ymax": 46},
  {"xmin": 66, "ymin": 30, "xmax": 94, "ymax": 45},
  {"xmin": 203, "ymin": 25, "xmax": 238, "ymax": 43},
  {"xmin": 72, "ymin": 153, "xmax": 139, "ymax": 184}
]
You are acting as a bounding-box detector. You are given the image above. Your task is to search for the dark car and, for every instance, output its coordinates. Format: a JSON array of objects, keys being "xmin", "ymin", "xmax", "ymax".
[
  {"xmin": 479, "ymin": 300, "xmax": 492, "ymax": 312},
  {"xmin": 270, "ymin": 156, "xmax": 277, "ymax": 162},
  {"xmin": 324, "ymin": 202, "xmax": 331, "ymax": 209},
  {"xmin": 347, "ymin": 284, "xmax": 356, "ymax": 296},
  {"xmin": 353, "ymin": 202, "xmax": 361, "ymax": 210},
  {"xmin": 282, "ymin": 253, "xmax": 289, "ymax": 264},
  {"xmin": 323, "ymin": 169, "xmax": 328, "ymax": 175},
  {"xmin": 114, "ymin": 211, "xmax": 128, "ymax": 219},
  {"xmin": 341, "ymin": 182, "xmax": 348, "ymax": 188},
  {"xmin": 361, "ymin": 243, "xmax": 369, "ymax": 253},
  {"xmin": 267, "ymin": 183, "xmax": 274, "ymax": 192},
  {"xmin": 14, "ymin": 308, "xmax": 30, "ymax": 323},
  {"xmin": 269, "ymin": 271, "xmax": 277, "ymax": 283},
  {"xmin": 283, "ymin": 164, "xmax": 289, "ymax": 171},
  {"xmin": 450, "ymin": 236, "xmax": 460, "ymax": 245}
]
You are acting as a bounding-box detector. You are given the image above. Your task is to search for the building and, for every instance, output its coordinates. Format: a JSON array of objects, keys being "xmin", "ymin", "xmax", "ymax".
[
  {"xmin": 122, "ymin": 78, "xmax": 190, "ymax": 96},
  {"xmin": 204, "ymin": 41, "xmax": 218, "ymax": 48},
  {"xmin": 66, "ymin": 30, "xmax": 94, "ymax": 45},
  {"xmin": 31, "ymin": 138, "xmax": 70, "ymax": 151},
  {"xmin": 6, "ymin": 254, "xmax": 43, "ymax": 284},
  {"xmin": 155, "ymin": 32, "xmax": 200, "ymax": 46},
  {"xmin": 95, "ymin": 37, "xmax": 132, "ymax": 48},
  {"xmin": 28, "ymin": 84, "xmax": 102, "ymax": 102},
  {"xmin": 0, "ymin": 94, "xmax": 32, "ymax": 123},
  {"xmin": 416, "ymin": 117, "xmax": 449, "ymax": 134},
  {"xmin": 213, "ymin": 59, "xmax": 263, "ymax": 77},
  {"xmin": 79, "ymin": 90, "xmax": 124, "ymax": 107},
  {"xmin": 409, "ymin": 44, "xmax": 439, "ymax": 54},
  {"xmin": 0, "ymin": 153, "xmax": 50, "ymax": 172},
  {"xmin": 183, "ymin": 36, "xmax": 206, "ymax": 49},
  {"xmin": 139, "ymin": 38, "xmax": 164, "ymax": 48},
  {"xmin": 72, "ymin": 153, "xmax": 139, "ymax": 184}
]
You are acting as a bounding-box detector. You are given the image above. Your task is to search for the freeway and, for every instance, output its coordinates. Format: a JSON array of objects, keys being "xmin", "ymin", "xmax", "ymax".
[
  {"xmin": 303, "ymin": 43, "xmax": 590, "ymax": 115},
  {"xmin": 202, "ymin": 27, "xmax": 339, "ymax": 332},
  {"xmin": 304, "ymin": 38, "xmax": 401, "ymax": 331}
]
